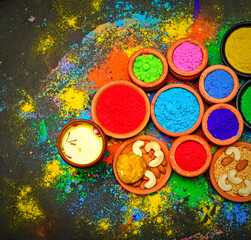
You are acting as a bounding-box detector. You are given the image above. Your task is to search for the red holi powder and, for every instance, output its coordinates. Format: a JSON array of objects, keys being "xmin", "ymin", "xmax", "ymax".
[
  {"xmin": 187, "ymin": 15, "xmax": 218, "ymax": 42},
  {"xmin": 97, "ymin": 85, "xmax": 146, "ymax": 133},
  {"xmin": 175, "ymin": 140, "xmax": 207, "ymax": 171},
  {"xmin": 102, "ymin": 141, "xmax": 122, "ymax": 165},
  {"xmin": 87, "ymin": 49, "xmax": 130, "ymax": 88}
]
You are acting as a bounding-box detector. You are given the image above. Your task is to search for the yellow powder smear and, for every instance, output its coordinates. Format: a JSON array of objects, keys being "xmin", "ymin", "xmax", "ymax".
[{"xmin": 225, "ymin": 27, "xmax": 251, "ymax": 74}]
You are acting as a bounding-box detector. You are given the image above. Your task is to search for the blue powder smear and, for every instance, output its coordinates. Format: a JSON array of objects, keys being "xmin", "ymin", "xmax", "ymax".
[
  {"xmin": 154, "ymin": 88, "xmax": 200, "ymax": 133},
  {"xmin": 204, "ymin": 70, "xmax": 234, "ymax": 99}
]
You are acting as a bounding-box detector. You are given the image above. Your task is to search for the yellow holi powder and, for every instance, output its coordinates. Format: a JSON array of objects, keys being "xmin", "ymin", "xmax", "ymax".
[
  {"xmin": 98, "ymin": 218, "xmax": 110, "ymax": 231},
  {"xmin": 19, "ymin": 94, "xmax": 36, "ymax": 114},
  {"xmin": 59, "ymin": 85, "xmax": 88, "ymax": 116},
  {"xmin": 37, "ymin": 34, "xmax": 55, "ymax": 54},
  {"xmin": 123, "ymin": 46, "xmax": 144, "ymax": 57},
  {"xmin": 225, "ymin": 27, "xmax": 251, "ymax": 74},
  {"xmin": 159, "ymin": 15, "xmax": 194, "ymax": 44},
  {"xmin": 92, "ymin": 0, "xmax": 103, "ymax": 12},
  {"xmin": 16, "ymin": 186, "xmax": 44, "ymax": 221}
]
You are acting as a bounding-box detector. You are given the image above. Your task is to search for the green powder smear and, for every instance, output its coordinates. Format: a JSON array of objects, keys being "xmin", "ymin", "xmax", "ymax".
[
  {"xmin": 133, "ymin": 54, "xmax": 163, "ymax": 82},
  {"xmin": 241, "ymin": 86, "xmax": 251, "ymax": 124}
]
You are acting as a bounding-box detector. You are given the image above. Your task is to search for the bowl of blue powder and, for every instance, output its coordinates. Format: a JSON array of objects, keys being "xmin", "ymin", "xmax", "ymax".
[
  {"xmin": 151, "ymin": 84, "xmax": 204, "ymax": 137},
  {"xmin": 202, "ymin": 104, "xmax": 244, "ymax": 146},
  {"xmin": 199, "ymin": 65, "xmax": 239, "ymax": 105}
]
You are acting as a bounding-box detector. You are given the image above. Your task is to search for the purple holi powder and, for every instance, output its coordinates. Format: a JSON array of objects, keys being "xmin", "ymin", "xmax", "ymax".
[
  {"xmin": 173, "ymin": 42, "xmax": 203, "ymax": 71},
  {"xmin": 207, "ymin": 109, "xmax": 239, "ymax": 140}
]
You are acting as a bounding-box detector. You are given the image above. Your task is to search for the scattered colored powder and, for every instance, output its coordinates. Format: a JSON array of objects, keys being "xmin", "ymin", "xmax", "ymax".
[
  {"xmin": 175, "ymin": 141, "xmax": 207, "ymax": 171},
  {"xmin": 241, "ymin": 86, "xmax": 251, "ymax": 124},
  {"xmin": 133, "ymin": 54, "xmax": 163, "ymax": 82},
  {"xmin": 207, "ymin": 109, "xmax": 239, "ymax": 140},
  {"xmin": 225, "ymin": 27, "xmax": 251, "ymax": 74},
  {"xmin": 172, "ymin": 42, "xmax": 202, "ymax": 71},
  {"xmin": 154, "ymin": 88, "xmax": 200, "ymax": 133},
  {"xmin": 204, "ymin": 70, "xmax": 234, "ymax": 99},
  {"xmin": 97, "ymin": 85, "xmax": 146, "ymax": 133}
]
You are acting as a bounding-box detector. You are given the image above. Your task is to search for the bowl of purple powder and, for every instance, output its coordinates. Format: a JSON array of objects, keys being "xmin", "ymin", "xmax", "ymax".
[
  {"xmin": 167, "ymin": 38, "xmax": 208, "ymax": 81},
  {"xmin": 202, "ymin": 104, "xmax": 244, "ymax": 146},
  {"xmin": 199, "ymin": 65, "xmax": 239, "ymax": 105}
]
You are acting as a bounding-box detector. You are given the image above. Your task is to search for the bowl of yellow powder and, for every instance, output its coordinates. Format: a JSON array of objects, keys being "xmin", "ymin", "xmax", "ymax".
[{"xmin": 221, "ymin": 22, "xmax": 251, "ymax": 78}]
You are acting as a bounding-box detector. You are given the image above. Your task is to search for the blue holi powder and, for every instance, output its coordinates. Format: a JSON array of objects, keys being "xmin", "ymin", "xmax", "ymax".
[
  {"xmin": 204, "ymin": 70, "xmax": 234, "ymax": 99},
  {"xmin": 154, "ymin": 88, "xmax": 200, "ymax": 133},
  {"xmin": 225, "ymin": 203, "xmax": 248, "ymax": 226}
]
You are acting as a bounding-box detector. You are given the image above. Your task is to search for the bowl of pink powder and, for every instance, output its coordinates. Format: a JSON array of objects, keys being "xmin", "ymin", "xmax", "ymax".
[{"xmin": 167, "ymin": 38, "xmax": 208, "ymax": 81}]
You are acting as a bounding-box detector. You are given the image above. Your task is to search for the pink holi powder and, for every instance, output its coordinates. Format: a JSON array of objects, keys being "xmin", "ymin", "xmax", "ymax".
[{"xmin": 172, "ymin": 42, "xmax": 203, "ymax": 71}]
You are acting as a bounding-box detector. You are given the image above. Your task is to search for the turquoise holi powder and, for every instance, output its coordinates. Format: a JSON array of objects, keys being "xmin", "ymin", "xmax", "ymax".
[
  {"xmin": 154, "ymin": 88, "xmax": 200, "ymax": 132},
  {"xmin": 204, "ymin": 70, "xmax": 234, "ymax": 99}
]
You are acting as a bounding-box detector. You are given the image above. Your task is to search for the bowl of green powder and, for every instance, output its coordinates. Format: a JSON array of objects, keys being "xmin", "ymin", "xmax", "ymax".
[
  {"xmin": 236, "ymin": 79, "xmax": 251, "ymax": 130},
  {"xmin": 128, "ymin": 48, "xmax": 168, "ymax": 91}
]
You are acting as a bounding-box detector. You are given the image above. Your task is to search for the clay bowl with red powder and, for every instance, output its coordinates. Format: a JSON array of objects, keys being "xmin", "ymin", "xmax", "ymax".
[
  {"xmin": 91, "ymin": 81, "xmax": 150, "ymax": 139},
  {"xmin": 209, "ymin": 142, "xmax": 251, "ymax": 202},
  {"xmin": 169, "ymin": 135, "xmax": 212, "ymax": 177},
  {"xmin": 128, "ymin": 48, "xmax": 168, "ymax": 91},
  {"xmin": 113, "ymin": 135, "xmax": 172, "ymax": 195},
  {"xmin": 167, "ymin": 38, "xmax": 208, "ymax": 81},
  {"xmin": 202, "ymin": 104, "xmax": 244, "ymax": 146},
  {"xmin": 151, "ymin": 84, "xmax": 204, "ymax": 137},
  {"xmin": 57, "ymin": 119, "xmax": 107, "ymax": 169},
  {"xmin": 199, "ymin": 65, "xmax": 239, "ymax": 105}
]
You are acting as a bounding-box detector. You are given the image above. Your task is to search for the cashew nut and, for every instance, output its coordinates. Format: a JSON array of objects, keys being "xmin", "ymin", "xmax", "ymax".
[
  {"xmin": 145, "ymin": 141, "xmax": 161, "ymax": 153},
  {"xmin": 226, "ymin": 146, "xmax": 241, "ymax": 161},
  {"xmin": 227, "ymin": 169, "xmax": 242, "ymax": 184},
  {"xmin": 218, "ymin": 174, "xmax": 232, "ymax": 192},
  {"xmin": 149, "ymin": 150, "xmax": 164, "ymax": 167},
  {"xmin": 238, "ymin": 180, "xmax": 251, "ymax": 197},
  {"xmin": 132, "ymin": 140, "xmax": 145, "ymax": 157},
  {"xmin": 144, "ymin": 170, "xmax": 157, "ymax": 189}
]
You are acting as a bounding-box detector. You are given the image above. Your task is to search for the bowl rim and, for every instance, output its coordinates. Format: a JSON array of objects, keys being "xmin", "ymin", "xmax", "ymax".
[
  {"xmin": 91, "ymin": 81, "xmax": 151, "ymax": 139},
  {"xmin": 167, "ymin": 37, "xmax": 208, "ymax": 80},
  {"xmin": 151, "ymin": 83, "xmax": 204, "ymax": 137},
  {"xmin": 209, "ymin": 141, "xmax": 251, "ymax": 202},
  {"xmin": 169, "ymin": 135, "xmax": 212, "ymax": 177},
  {"xmin": 199, "ymin": 65, "xmax": 239, "ymax": 105},
  {"xmin": 113, "ymin": 135, "xmax": 172, "ymax": 195},
  {"xmin": 235, "ymin": 79, "xmax": 251, "ymax": 130},
  {"xmin": 128, "ymin": 48, "xmax": 168, "ymax": 91},
  {"xmin": 220, "ymin": 21, "xmax": 251, "ymax": 78},
  {"xmin": 57, "ymin": 119, "xmax": 107, "ymax": 168},
  {"xmin": 201, "ymin": 104, "xmax": 244, "ymax": 146}
]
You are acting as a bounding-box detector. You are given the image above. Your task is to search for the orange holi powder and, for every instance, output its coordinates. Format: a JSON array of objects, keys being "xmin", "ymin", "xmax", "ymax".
[{"xmin": 87, "ymin": 49, "xmax": 130, "ymax": 88}]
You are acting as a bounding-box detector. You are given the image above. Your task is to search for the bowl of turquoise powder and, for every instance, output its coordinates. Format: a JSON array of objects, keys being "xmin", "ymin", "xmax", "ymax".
[
  {"xmin": 199, "ymin": 65, "xmax": 239, "ymax": 105},
  {"xmin": 151, "ymin": 84, "xmax": 204, "ymax": 137},
  {"xmin": 128, "ymin": 48, "xmax": 168, "ymax": 91},
  {"xmin": 236, "ymin": 79, "xmax": 251, "ymax": 130}
]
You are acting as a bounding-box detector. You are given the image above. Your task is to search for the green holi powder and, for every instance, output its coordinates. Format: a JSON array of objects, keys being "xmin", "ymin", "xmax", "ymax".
[
  {"xmin": 133, "ymin": 54, "xmax": 163, "ymax": 82},
  {"xmin": 241, "ymin": 86, "xmax": 251, "ymax": 124}
]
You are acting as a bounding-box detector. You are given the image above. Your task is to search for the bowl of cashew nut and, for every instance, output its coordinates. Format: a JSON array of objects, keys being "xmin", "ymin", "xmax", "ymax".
[
  {"xmin": 209, "ymin": 142, "xmax": 251, "ymax": 202},
  {"xmin": 113, "ymin": 135, "xmax": 172, "ymax": 195}
]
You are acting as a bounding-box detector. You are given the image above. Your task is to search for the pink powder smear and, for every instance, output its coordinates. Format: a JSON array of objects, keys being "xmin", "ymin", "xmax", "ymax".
[{"xmin": 172, "ymin": 42, "xmax": 203, "ymax": 71}]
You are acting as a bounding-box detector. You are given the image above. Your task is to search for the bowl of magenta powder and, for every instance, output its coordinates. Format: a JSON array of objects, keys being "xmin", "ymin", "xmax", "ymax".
[
  {"xmin": 202, "ymin": 104, "xmax": 244, "ymax": 146},
  {"xmin": 169, "ymin": 135, "xmax": 212, "ymax": 177},
  {"xmin": 236, "ymin": 79, "xmax": 251, "ymax": 130},
  {"xmin": 128, "ymin": 48, "xmax": 168, "ymax": 91},
  {"xmin": 151, "ymin": 84, "xmax": 204, "ymax": 137},
  {"xmin": 167, "ymin": 38, "xmax": 208, "ymax": 80},
  {"xmin": 91, "ymin": 81, "xmax": 150, "ymax": 139},
  {"xmin": 199, "ymin": 65, "xmax": 239, "ymax": 104}
]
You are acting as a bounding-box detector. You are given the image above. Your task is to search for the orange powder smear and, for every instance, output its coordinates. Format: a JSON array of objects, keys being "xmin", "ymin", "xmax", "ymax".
[{"xmin": 87, "ymin": 49, "xmax": 130, "ymax": 88}]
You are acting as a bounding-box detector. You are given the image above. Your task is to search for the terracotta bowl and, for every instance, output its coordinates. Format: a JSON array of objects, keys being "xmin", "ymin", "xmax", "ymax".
[
  {"xmin": 235, "ymin": 79, "xmax": 251, "ymax": 130},
  {"xmin": 128, "ymin": 48, "xmax": 168, "ymax": 91},
  {"xmin": 113, "ymin": 135, "xmax": 172, "ymax": 195},
  {"xmin": 220, "ymin": 21, "xmax": 251, "ymax": 78},
  {"xmin": 169, "ymin": 135, "xmax": 212, "ymax": 177},
  {"xmin": 91, "ymin": 81, "xmax": 150, "ymax": 139},
  {"xmin": 209, "ymin": 142, "xmax": 251, "ymax": 202},
  {"xmin": 202, "ymin": 104, "xmax": 244, "ymax": 146},
  {"xmin": 151, "ymin": 84, "xmax": 204, "ymax": 137},
  {"xmin": 199, "ymin": 65, "xmax": 239, "ymax": 105},
  {"xmin": 167, "ymin": 38, "xmax": 208, "ymax": 80},
  {"xmin": 57, "ymin": 119, "xmax": 107, "ymax": 169}
]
